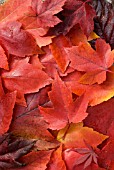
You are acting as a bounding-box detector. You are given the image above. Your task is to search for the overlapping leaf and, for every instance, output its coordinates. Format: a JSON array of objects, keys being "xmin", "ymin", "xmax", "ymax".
[
  {"xmin": 0, "ymin": 0, "xmax": 113, "ymax": 169},
  {"xmin": 47, "ymin": 145, "xmax": 66, "ymax": 170},
  {"xmin": 0, "ymin": 0, "xmax": 31, "ymax": 23},
  {"xmin": 0, "ymin": 133, "xmax": 35, "ymax": 169},
  {"xmin": 53, "ymin": 0, "xmax": 96, "ymax": 37},
  {"xmin": 0, "ymin": 87, "xmax": 16, "ymax": 135},
  {"xmin": 0, "ymin": 21, "xmax": 40, "ymax": 57},
  {"xmin": 30, "ymin": 0, "xmax": 66, "ymax": 28},
  {"xmin": 0, "ymin": 45, "xmax": 8, "ymax": 70},
  {"xmin": 10, "ymin": 87, "xmax": 54, "ymax": 140},
  {"xmin": 2, "ymin": 58, "xmax": 52, "ymax": 105},
  {"xmin": 57, "ymin": 122, "xmax": 108, "ymax": 149},
  {"xmin": 65, "ymin": 39, "xmax": 114, "ymax": 84},
  {"xmin": 40, "ymin": 74, "xmax": 89, "ymax": 130}
]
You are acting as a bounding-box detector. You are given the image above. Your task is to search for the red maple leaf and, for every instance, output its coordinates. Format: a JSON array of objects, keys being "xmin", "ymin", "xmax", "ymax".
[
  {"xmin": 29, "ymin": 0, "xmax": 66, "ymax": 28},
  {"xmin": 39, "ymin": 74, "xmax": 89, "ymax": 130},
  {"xmin": 65, "ymin": 39, "xmax": 114, "ymax": 84},
  {"xmin": 70, "ymin": 141, "xmax": 98, "ymax": 169}
]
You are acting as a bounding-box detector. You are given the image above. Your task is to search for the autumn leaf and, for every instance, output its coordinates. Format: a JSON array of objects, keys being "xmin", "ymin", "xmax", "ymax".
[
  {"xmin": 64, "ymin": 0, "xmax": 96, "ymax": 36},
  {"xmin": 27, "ymin": 28, "xmax": 53, "ymax": 47},
  {"xmin": 63, "ymin": 149, "xmax": 105, "ymax": 170},
  {"xmin": 0, "ymin": 0, "xmax": 31, "ymax": 23},
  {"xmin": 63, "ymin": 66, "xmax": 114, "ymax": 106},
  {"xmin": 57, "ymin": 122, "xmax": 108, "ymax": 149},
  {"xmin": 98, "ymin": 140, "xmax": 114, "ymax": 169},
  {"xmin": 39, "ymin": 74, "xmax": 89, "ymax": 130},
  {"xmin": 53, "ymin": 0, "xmax": 96, "ymax": 37},
  {"xmin": 14, "ymin": 150, "xmax": 53, "ymax": 170},
  {"xmin": 92, "ymin": 0, "xmax": 114, "ymax": 49},
  {"xmin": 0, "ymin": 91, "xmax": 16, "ymax": 135},
  {"xmin": 40, "ymin": 46, "xmax": 75, "ymax": 79},
  {"xmin": 65, "ymin": 39, "xmax": 114, "ymax": 84},
  {"xmin": 49, "ymin": 35, "xmax": 71, "ymax": 73},
  {"xmin": 84, "ymin": 98, "xmax": 114, "ymax": 135},
  {"xmin": 30, "ymin": 0, "xmax": 66, "ymax": 28},
  {"xmin": 66, "ymin": 24, "xmax": 88, "ymax": 46},
  {"xmin": 68, "ymin": 141, "xmax": 98, "ymax": 169},
  {"xmin": 0, "ymin": 0, "xmax": 113, "ymax": 169},
  {"xmin": 47, "ymin": 145, "xmax": 66, "ymax": 170},
  {"xmin": 10, "ymin": 87, "xmax": 53, "ymax": 140},
  {"xmin": 0, "ymin": 21, "xmax": 41, "ymax": 57},
  {"xmin": 2, "ymin": 58, "xmax": 52, "ymax": 105},
  {"xmin": 0, "ymin": 45, "xmax": 8, "ymax": 70},
  {"xmin": 0, "ymin": 133, "xmax": 35, "ymax": 169}
]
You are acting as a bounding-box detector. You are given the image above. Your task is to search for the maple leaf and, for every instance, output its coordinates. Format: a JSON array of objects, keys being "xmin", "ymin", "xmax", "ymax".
[
  {"xmin": 66, "ymin": 24, "xmax": 99, "ymax": 46},
  {"xmin": 39, "ymin": 74, "xmax": 89, "ymax": 130},
  {"xmin": 49, "ymin": 35, "xmax": 71, "ymax": 73},
  {"xmin": 63, "ymin": 148, "xmax": 105, "ymax": 170},
  {"xmin": 65, "ymin": 39, "xmax": 114, "ymax": 84},
  {"xmin": 84, "ymin": 98, "xmax": 114, "ymax": 135},
  {"xmin": 53, "ymin": 0, "xmax": 96, "ymax": 37},
  {"xmin": 0, "ymin": 0, "xmax": 31, "ymax": 23},
  {"xmin": 2, "ymin": 58, "xmax": 52, "ymax": 106},
  {"xmin": 27, "ymin": 28, "xmax": 53, "ymax": 47},
  {"xmin": 10, "ymin": 87, "xmax": 54, "ymax": 141},
  {"xmin": 66, "ymin": 24, "xmax": 88, "ymax": 46},
  {"xmin": 0, "ymin": 90, "xmax": 16, "ymax": 135},
  {"xmin": 29, "ymin": 0, "xmax": 66, "ymax": 28},
  {"xmin": 0, "ymin": 45, "xmax": 8, "ymax": 70},
  {"xmin": 68, "ymin": 141, "xmax": 98, "ymax": 169},
  {"xmin": 63, "ymin": 66, "xmax": 114, "ymax": 106},
  {"xmin": 0, "ymin": 133, "xmax": 35, "ymax": 169},
  {"xmin": 57, "ymin": 122, "xmax": 108, "ymax": 149},
  {"xmin": 47, "ymin": 145, "xmax": 66, "ymax": 170},
  {"xmin": 0, "ymin": 21, "xmax": 41, "ymax": 57},
  {"xmin": 98, "ymin": 140, "xmax": 114, "ymax": 169},
  {"xmin": 64, "ymin": 0, "xmax": 96, "ymax": 36},
  {"xmin": 13, "ymin": 150, "xmax": 53, "ymax": 170},
  {"xmin": 40, "ymin": 46, "xmax": 74, "ymax": 79}
]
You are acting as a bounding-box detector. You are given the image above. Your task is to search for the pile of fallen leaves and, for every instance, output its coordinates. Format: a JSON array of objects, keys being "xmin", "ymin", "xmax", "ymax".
[{"xmin": 0, "ymin": 0, "xmax": 114, "ymax": 169}]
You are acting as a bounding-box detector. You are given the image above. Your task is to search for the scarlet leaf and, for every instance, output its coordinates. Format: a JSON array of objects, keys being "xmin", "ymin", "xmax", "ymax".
[
  {"xmin": 98, "ymin": 140, "xmax": 114, "ymax": 169},
  {"xmin": 66, "ymin": 39, "xmax": 114, "ymax": 84},
  {"xmin": 69, "ymin": 141, "xmax": 98, "ymax": 169},
  {"xmin": 0, "ymin": 45, "xmax": 8, "ymax": 70},
  {"xmin": 10, "ymin": 87, "xmax": 53, "ymax": 140},
  {"xmin": 47, "ymin": 145, "xmax": 66, "ymax": 170},
  {"xmin": 0, "ymin": 21, "xmax": 40, "ymax": 57},
  {"xmin": 40, "ymin": 74, "xmax": 89, "ymax": 130},
  {"xmin": 15, "ymin": 150, "xmax": 53, "ymax": 170},
  {"xmin": 66, "ymin": 24, "xmax": 88, "ymax": 46},
  {"xmin": 0, "ymin": 91, "xmax": 16, "ymax": 135},
  {"xmin": 30, "ymin": 0, "xmax": 66, "ymax": 28},
  {"xmin": 27, "ymin": 28, "xmax": 52, "ymax": 47},
  {"xmin": 84, "ymin": 98, "xmax": 114, "ymax": 135},
  {"xmin": 2, "ymin": 58, "xmax": 52, "ymax": 105},
  {"xmin": 49, "ymin": 35, "xmax": 71, "ymax": 73},
  {"xmin": 0, "ymin": 0, "xmax": 31, "ymax": 23},
  {"xmin": 63, "ymin": 149, "xmax": 105, "ymax": 170},
  {"xmin": 65, "ymin": 0, "xmax": 96, "ymax": 36}
]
